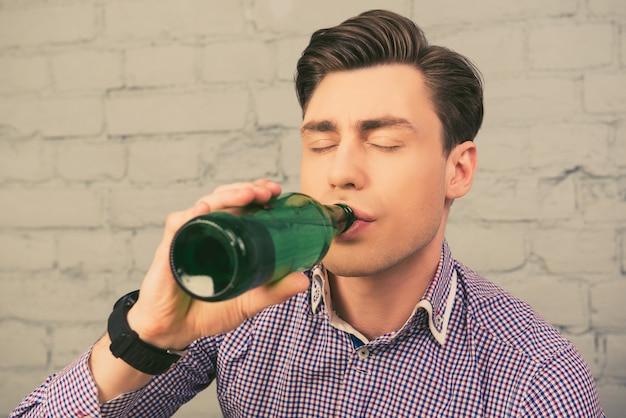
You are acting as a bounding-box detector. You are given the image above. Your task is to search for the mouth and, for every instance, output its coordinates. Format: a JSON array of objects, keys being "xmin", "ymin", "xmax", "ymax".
[{"xmin": 335, "ymin": 205, "xmax": 375, "ymax": 240}]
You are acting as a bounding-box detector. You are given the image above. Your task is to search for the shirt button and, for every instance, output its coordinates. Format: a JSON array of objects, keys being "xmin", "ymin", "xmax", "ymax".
[
  {"xmin": 435, "ymin": 315, "xmax": 444, "ymax": 327},
  {"xmin": 356, "ymin": 346, "xmax": 370, "ymax": 359}
]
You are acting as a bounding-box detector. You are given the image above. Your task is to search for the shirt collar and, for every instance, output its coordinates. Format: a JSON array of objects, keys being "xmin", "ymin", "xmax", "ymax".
[
  {"xmin": 414, "ymin": 239, "xmax": 457, "ymax": 345},
  {"xmin": 308, "ymin": 240, "xmax": 457, "ymax": 346}
]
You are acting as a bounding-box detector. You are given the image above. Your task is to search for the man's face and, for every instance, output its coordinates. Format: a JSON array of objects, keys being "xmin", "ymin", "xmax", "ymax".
[{"xmin": 300, "ymin": 64, "xmax": 450, "ymax": 278}]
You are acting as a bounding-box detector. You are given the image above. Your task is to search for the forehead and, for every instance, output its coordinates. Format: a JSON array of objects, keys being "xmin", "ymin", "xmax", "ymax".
[{"xmin": 302, "ymin": 64, "xmax": 437, "ymax": 126}]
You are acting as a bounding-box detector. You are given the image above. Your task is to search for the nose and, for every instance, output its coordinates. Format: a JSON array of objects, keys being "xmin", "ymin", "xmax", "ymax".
[{"xmin": 327, "ymin": 139, "xmax": 366, "ymax": 190}]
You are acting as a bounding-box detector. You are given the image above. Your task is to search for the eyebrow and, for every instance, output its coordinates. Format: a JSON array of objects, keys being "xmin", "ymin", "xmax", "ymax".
[{"xmin": 301, "ymin": 116, "xmax": 418, "ymax": 135}]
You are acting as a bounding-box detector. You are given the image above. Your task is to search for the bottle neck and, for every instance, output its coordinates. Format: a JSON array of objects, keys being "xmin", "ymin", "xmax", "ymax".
[{"xmin": 326, "ymin": 203, "xmax": 355, "ymax": 233}]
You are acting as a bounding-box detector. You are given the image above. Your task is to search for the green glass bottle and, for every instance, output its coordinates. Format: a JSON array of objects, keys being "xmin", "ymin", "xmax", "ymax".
[{"xmin": 169, "ymin": 192, "xmax": 354, "ymax": 301}]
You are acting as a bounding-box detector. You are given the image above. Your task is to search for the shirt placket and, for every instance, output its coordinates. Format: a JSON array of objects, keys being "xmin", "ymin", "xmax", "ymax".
[{"xmin": 331, "ymin": 334, "xmax": 378, "ymax": 418}]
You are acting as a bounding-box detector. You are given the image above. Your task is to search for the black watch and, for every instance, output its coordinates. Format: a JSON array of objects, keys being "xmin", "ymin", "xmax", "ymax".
[{"xmin": 107, "ymin": 290, "xmax": 187, "ymax": 375}]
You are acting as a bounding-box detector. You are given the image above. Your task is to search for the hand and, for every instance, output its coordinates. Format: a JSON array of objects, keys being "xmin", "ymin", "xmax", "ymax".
[{"xmin": 126, "ymin": 179, "xmax": 310, "ymax": 350}]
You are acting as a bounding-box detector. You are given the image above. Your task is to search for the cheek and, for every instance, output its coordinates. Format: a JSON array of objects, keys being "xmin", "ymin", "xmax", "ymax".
[
  {"xmin": 299, "ymin": 159, "xmax": 318, "ymax": 193},
  {"xmin": 382, "ymin": 157, "xmax": 446, "ymax": 199}
]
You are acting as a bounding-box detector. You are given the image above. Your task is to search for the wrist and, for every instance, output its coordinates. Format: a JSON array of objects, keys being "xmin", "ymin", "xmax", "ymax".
[
  {"xmin": 125, "ymin": 295, "xmax": 191, "ymax": 351},
  {"xmin": 107, "ymin": 290, "xmax": 187, "ymax": 375}
]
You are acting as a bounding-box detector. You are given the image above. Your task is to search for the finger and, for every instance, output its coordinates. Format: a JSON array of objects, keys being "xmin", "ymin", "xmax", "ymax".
[
  {"xmin": 162, "ymin": 182, "xmax": 281, "ymax": 248},
  {"xmin": 200, "ymin": 182, "xmax": 280, "ymax": 211},
  {"xmin": 252, "ymin": 179, "xmax": 282, "ymax": 196}
]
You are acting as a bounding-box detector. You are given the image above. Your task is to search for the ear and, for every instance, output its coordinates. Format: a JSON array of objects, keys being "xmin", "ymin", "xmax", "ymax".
[{"xmin": 445, "ymin": 141, "xmax": 477, "ymax": 200}]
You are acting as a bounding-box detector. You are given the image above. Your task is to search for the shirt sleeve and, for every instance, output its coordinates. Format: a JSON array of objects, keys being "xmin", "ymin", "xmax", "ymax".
[
  {"xmin": 9, "ymin": 339, "xmax": 216, "ymax": 418},
  {"xmin": 520, "ymin": 343, "xmax": 605, "ymax": 418},
  {"xmin": 9, "ymin": 346, "xmax": 119, "ymax": 417}
]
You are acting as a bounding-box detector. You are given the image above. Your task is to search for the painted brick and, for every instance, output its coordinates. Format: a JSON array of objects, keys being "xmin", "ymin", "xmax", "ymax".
[
  {"xmin": 106, "ymin": 89, "xmax": 248, "ymax": 135},
  {"xmin": 130, "ymin": 228, "xmax": 163, "ymax": 271},
  {"xmin": 253, "ymin": 0, "xmax": 408, "ymax": 33},
  {"xmin": 616, "ymin": 123, "xmax": 626, "ymax": 169},
  {"xmin": 486, "ymin": 78, "xmax": 580, "ymax": 125},
  {"xmin": 210, "ymin": 135, "xmax": 281, "ymax": 182},
  {"xmin": 40, "ymin": 96, "xmax": 103, "ymax": 137},
  {"xmin": 411, "ymin": 0, "xmax": 578, "ymax": 27},
  {"xmin": 275, "ymin": 37, "xmax": 310, "ymax": 81},
  {"xmin": 198, "ymin": 132, "xmax": 235, "ymax": 165},
  {"xmin": 0, "ymin": 139, "xmax": 55, "ymax": 182},
  {"xmin": 622, "ymin": 26, "xmax": 626, "ymax": 67},
  {"xmin": 280, "ymin": 128, "xmax": 303, "ymax": 178},
  {"xmin": 0, "ymin": 369, "xmax": 53, "ymax": 415},
  {"xmin": 458, "ymin": 173, "xmax": 577, "ymax": 222},
  {"xmin": 475, "ymin": 126, "xmax": 529, "ymax": 172},
  {"xmin": 605, "ymin": 334, "xmax": 626, "ymax": 378},
  {"xmin": 0, "ymin": 55, "xmax": 49, "ymax": 93},
  {"xmin": 445, "ymin": 222, "xmax": 527, "ymax": 272},
  {"xmin": 622, "ymin": 229, "xmax": 626, "ymax": 274},
  {"xmin": 51, "ymin": 50, "xmax": 123, "ymax": 91},
  {"xmin": 203, "ymin": 40, "xmax": 274, "ymax": 82},
  {"xmin": 57, "ymin": 230, "xmax": 132, "ymax": 273},
  {"xmin": 0, "ymin": 189, "xmax": 102, "ymax": 228},
  {"xmin": 128, "ymin": 138, "xmax": 200, "ymax": 183},
  {"xmin": 533, "ymin": 228, "xmax": 617, "ymax": 275},
  {"xmin": 585, "ymin": 72, "xmax": 626, "ymax": 113},
  {"xmin": 598, "ymin": 384, "xmax": 626, "ymax": 418},
  {"xmin": 528, "ymin": 124, "xmax": 611, "ymax": 175},
  {"xmin": 0, "ymin": 272, "xmax": 110, "ymax": 322},
  {"xmin": 125, "ymin": 45, "xmax": 196, "ymax": 87},
  {"xmin": 588, "ymin": 0, "xmax": 626, "ymax": 16},
  {"xmin": 0, "ymin": 232, "xmax": 55, "ymax": 271},
  {"xmin": 432, "ymin": 24, "xmax": 525, "ymax": 78},
  {"xmin": 109, "ymin": 188, "xmax": 203, "ymax": 228},
  {"xmin": 0, "ymin": 4, "xmax": 96, "ymax": 48},
  {"xmin": 51, "ymin": 323, "xmax": 104, "ymax": 369},
  {"xmin": 0, "ymin": 320, "xmax": 48, "ymax": 368},
  {"xmin": 254, "ymin": 83, "xmax": 301, "ymax": 128},
  {"xmin": 104, "ymin": 0, "xmax": 245, "ymax": 40},
  {"xmin": 529, "ymin": 22, "xmax": 613, "ymax": 70},
  {"xmin": 579, "ymin": 176, "xmax": 626, "ymax": 223},
  {"xmin": 56, "ymin": 140, "xmax": 126, "ymax": 181},
  {"xmin": 0, "ymin": 97, "xmax": 40, "ymax": 136},
  {"xmin": 108, "ymin": 270, "xmax": 144, "ymax": 300},
  {"xmin": 592, "ymin": 280, "xmax": 626, "ymax": 330},
  {"xmin": 503, "ymin": 275, "xmax": 590, "ymax": 331}
]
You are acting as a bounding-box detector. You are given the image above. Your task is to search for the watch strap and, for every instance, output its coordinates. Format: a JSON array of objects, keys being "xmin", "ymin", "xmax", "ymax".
[{"xmin": 107, "ymin": 290, "xmax": 186, "ymax": 375}]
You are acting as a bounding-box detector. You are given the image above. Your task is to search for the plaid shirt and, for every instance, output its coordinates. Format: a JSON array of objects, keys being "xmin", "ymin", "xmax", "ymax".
[{"xmin": 11, "ymin": 241, "xmax": 604, "ymax": 417}]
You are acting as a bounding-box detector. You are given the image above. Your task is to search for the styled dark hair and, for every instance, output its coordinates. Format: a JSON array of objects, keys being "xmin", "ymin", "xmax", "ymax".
[{"xmin": 295, "ymin": 9, "xmax": 484, "ymax": 154}]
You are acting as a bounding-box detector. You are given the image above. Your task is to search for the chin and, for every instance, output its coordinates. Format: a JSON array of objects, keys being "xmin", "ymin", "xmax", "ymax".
[{"xmin": 323, "ymin": 254, "xmax": 390, "ymax": 278}]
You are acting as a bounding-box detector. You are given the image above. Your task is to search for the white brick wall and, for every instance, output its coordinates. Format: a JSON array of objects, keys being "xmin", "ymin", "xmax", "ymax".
[{"xmin": 0, "ymin": 1, "xmax": 624, "ymax": 417}]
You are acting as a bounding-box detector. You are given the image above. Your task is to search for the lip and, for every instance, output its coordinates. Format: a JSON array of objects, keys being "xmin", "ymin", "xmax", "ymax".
[{"xmin": 335, "ymin": 205, "xmax": 375, "ymax": 240}]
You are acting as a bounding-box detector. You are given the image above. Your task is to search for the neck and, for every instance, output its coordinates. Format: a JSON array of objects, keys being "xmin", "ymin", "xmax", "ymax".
[{"xmin": 328, "ymin": 236, "xmax": 443, "ymax": 341}]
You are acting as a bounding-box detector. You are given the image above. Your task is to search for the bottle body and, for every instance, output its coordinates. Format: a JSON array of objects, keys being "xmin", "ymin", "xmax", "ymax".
[{"xmin": 169, "ymin": 193, "xmax": 354, "ymax": 301}]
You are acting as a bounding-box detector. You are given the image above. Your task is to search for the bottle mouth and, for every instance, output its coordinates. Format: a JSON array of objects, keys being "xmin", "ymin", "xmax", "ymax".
[
  {"xmin": 334, "ymin": 203, "xmax": 355, "ymax": 233},
  {"xmin": 170, "ymin": 218, "xmax": 241, "ymax": 301}
]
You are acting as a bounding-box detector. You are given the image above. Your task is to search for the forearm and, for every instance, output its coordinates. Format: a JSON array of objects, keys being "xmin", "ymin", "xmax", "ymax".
[
  {"xmin": 89, "ymin": 333, "xmax": 154, "ymax": 403},
  {"xmin": 10, "ymin": 348, "xmax": 109, "ymax": 418}
]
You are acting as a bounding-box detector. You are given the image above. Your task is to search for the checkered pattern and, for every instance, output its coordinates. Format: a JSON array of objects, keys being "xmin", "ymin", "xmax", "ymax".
[{"xmin": 10, "ymin": 241, "xmax": 604, "ymax": 417}]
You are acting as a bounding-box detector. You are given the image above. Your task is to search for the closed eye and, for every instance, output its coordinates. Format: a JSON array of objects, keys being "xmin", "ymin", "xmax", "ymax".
[
  {"xmin": 309, "ymin": 144, "xmax": 337, "ymax": 153},
  {"xmin": 370, "ymin": 144, "xmax": 401, "ymax": 152},
  {"xmin": 305, "ymin": 138, "xmax": 338, "ymax": 154},
  {"xmin": 366, "ymin": 135, "xmax": 404, "ymax": 152}
]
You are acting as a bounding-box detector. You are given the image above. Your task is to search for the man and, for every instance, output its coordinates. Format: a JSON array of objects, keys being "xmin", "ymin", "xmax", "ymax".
[{"xmin": 11, "ymin": 9, "xmax": 603, "ymax": 417}]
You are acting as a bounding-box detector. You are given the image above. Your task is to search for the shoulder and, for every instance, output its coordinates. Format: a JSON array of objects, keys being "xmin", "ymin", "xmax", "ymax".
[
  {"xmin": 455, "ymin": 261, "xmax": 570, "ymax": 363},
  {"xmin": 522, "ymin": 343, "xmax": 604, "ymax": 416},
  {"xmin": 455, "ymin": 262, "xmax": 603, "ymax": 416}
]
